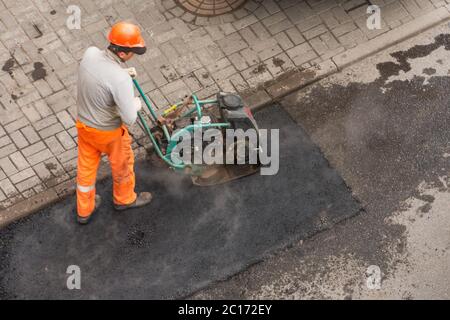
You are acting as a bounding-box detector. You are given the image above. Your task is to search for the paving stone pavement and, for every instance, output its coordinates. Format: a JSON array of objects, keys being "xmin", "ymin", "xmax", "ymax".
[{"xmin": 0, "ymin": 0, "xmax": 449, "ymax": 210}]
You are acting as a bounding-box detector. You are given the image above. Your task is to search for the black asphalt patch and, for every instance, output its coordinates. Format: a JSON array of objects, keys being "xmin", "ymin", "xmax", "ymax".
[{"xmin": 0, "ymin": 105, "xmax": 361, "ymax": 299}]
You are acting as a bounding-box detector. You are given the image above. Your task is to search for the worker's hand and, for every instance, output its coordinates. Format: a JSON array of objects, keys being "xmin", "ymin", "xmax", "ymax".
[
  {"xmin": 134, "ymin": 97, "xmax": 142, "ymax": 112},
  {"xmin": 126, "ymin": 67, "xmax": 137, "ymax": 78}
]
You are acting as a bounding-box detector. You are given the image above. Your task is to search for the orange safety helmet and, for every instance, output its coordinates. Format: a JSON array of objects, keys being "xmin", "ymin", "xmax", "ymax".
[{"xmin": 108, "ymin": 22, "xmax": 146, "ymax": 55}]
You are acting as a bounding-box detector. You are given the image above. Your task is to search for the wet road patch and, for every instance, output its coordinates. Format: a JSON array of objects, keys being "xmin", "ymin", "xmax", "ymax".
[
  {"xmin": 0, "ymin": 105, "xmax": 361, "ymax": 299},
  {"xmin": 376, "ymin": 33, "xmax": 450, "ymax": 82}
]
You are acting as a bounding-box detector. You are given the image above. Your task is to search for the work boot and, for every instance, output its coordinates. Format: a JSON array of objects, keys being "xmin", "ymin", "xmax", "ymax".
[
  {"xmin": 114, "ymin": 192, "xmax": 153, "ymax": 211},
  {"xmin": 77, "ymin": 195, "xmax": 102, "ymax": 225}
]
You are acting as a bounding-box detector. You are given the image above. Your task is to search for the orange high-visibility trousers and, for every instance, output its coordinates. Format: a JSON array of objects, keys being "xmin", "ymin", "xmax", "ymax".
[{"xmin": 76, "ymin": 120, "xmax": 137, "ymax": 217}]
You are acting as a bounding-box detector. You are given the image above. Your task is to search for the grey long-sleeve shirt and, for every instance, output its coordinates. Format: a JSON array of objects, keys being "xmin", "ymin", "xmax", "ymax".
[{"xmin": 76, "ymin": 47, "xmax": 138, "ymax": 131}]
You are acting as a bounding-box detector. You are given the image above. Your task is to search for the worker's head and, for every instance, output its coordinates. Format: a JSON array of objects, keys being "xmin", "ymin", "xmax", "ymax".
[{"xmin": 107, "ymin": 22, "xmax": 146, "ymax": 62}]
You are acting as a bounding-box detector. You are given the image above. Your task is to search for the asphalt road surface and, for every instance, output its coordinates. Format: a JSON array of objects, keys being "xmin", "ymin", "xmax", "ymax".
[
  {"xmin": 192, "ymin": 22, "xmax": 450, "ymax": 299},
  {"xmin": 0, "ymin": 105, "xmax": 360, "ymax": 299}
]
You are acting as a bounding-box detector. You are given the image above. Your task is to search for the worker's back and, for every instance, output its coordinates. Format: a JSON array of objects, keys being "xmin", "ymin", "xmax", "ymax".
[{"xmin": 77, "ymin": 47, "xmax": 136, "ymax": 130}]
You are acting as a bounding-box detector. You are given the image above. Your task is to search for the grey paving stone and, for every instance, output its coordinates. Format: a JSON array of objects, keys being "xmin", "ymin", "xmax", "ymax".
[
  {"xmin": 0, "ymin": 157, "xmax": 18, "ymax": 177},
  {"xmin": 9, "ymin": 152, "xmax": 29, "ymax": 171}
]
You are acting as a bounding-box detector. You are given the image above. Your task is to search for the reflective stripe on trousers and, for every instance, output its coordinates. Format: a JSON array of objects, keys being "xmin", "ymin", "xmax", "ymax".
[{"xmin": 77, "ymin": 184, "xmax": 95, "ymax": 193}]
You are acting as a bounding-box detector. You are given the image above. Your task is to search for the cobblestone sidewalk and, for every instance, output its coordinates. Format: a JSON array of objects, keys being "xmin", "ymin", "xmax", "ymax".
[{"xmin": 0, "ymin": 0, "xmax": 449, "ymax": 210}]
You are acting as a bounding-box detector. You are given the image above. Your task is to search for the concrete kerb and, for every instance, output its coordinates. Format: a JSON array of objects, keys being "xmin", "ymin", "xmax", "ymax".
[
  {"xmin": 250, "ymin": 7, "xmax": 450, "ymax": 110},
  {"xmin": 0, "ymin": 189, "xmax": 59, "ymax": 228},
  {"xmin": 332, "ymin": 7, "xmax": 450, "ymax": 69},
  {"xmin": 1, "ymin": 11, "xmax": 450, "ymax": 229}
]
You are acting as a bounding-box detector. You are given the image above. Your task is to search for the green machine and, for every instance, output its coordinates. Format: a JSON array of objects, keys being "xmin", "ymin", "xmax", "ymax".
[{"xmin": 133, "ymin": 78, "xmax": 261, "ymax": 186}]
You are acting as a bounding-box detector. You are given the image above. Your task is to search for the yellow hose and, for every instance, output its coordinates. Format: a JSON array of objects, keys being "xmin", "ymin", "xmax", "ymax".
[{"xmin": 163, "ymin": 104, "xmax": 178, "ymax": 116}]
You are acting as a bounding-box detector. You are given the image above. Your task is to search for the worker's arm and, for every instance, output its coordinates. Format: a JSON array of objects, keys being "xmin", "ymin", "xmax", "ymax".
[{"xmin": 111, "ymin": 77, "xmax": 141, "ymax": 126}]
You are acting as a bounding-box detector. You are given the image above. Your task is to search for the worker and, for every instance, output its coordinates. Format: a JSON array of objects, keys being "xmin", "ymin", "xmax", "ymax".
[{"xmin": 75, "ymin": 22, "xmax": 152, "ymax": 225}]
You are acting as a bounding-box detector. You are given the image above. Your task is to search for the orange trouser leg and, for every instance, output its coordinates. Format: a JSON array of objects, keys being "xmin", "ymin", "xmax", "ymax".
[
  {"xmin": 76, "ymin": 121, "xmax": 137, "ymax": 215},
  {"xmin": 76, "ymin": 129, "xmax": 101, "ymax": 217},
  {"xmin": 106, "ymin": 127, "xmax": 137, "ymax": 206}
]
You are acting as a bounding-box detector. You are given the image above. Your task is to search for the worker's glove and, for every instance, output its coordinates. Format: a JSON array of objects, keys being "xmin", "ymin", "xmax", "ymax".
[
  {"xmin": 126, "ymin": 67, "xmax": 137, "ymax": 78},
  {"xmin": 134, "ymin": 97, "xmax": 142, "ymax": 112}
]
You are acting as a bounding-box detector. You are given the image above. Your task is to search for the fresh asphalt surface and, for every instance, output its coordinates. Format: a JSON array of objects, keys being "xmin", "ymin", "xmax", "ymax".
[
  {"xmin": 0, "ymin": 105, "xmax": 360, "ymax": 299},
  {"xmin": 191, "ymin": 24, "xmax": 450, "ymax": 299}
]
